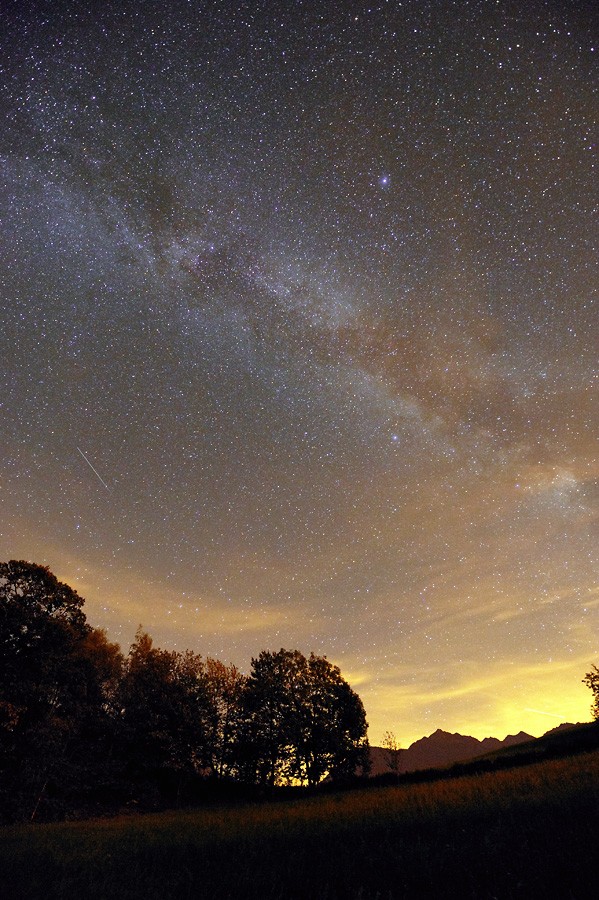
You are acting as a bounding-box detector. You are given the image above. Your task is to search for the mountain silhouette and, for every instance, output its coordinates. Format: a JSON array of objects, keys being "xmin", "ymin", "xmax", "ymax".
[{"xmin": 370, "ymin": 727, "xmax": 538, "ymax": 775}]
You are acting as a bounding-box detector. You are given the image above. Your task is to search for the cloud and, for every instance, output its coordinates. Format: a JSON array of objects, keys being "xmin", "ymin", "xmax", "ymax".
[{"xmin": 348, "ymin": 653, "xmax": 596, "ymax": 745}]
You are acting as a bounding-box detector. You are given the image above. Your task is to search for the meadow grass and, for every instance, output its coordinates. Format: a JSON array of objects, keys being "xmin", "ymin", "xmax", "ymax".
[{"xmin": 1, "ymin": 750, "xmax": 598, "ymax": 899}]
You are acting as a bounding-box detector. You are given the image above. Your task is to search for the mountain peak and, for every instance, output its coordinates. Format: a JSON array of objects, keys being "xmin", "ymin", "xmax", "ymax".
[
  {"xmin": 369, "ymin": 722, "xmax": 592, "ymax": 778},
  {"xmin": 369, "ymin": 728, "xmax": 534, "ymax": 776}
]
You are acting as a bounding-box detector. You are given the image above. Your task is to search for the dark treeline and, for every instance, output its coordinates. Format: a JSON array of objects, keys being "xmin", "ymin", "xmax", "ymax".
[{"xmin": 0, "ymin": 561, "xmax": 369, "ymax": 823}]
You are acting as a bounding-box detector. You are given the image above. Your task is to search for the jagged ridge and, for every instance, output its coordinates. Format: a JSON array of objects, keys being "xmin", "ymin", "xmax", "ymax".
[{"xmin": 368, "ymin": 726, "xmax": 577, "ymax": 776}]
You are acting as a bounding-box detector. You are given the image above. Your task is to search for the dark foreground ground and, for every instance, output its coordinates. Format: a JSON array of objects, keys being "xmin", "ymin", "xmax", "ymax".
[{"xmin": 1, "ymin": 748, "xmax": 598, "ymax": 900}]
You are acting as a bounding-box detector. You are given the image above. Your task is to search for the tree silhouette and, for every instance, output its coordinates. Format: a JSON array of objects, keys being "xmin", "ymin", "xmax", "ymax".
[
  {"xmin": 202, "ymin": 658, "xmax": 246, "ymax": 778},
  {"xmin": 382, "ymin": 730, "xmax": 402, "ymax": 776},
  {"xmin": 240, "ymin": 649, "xmax": 369, "ymax": 786},
  {"xmin": 0, "ymin": 560, "xmax": 122, "ymax": 820},
  {"xmin": 118, "ymin": 630, "xmax": 212, "ymax": 778},
  {"xmin": 582, "ymin": 665, "xmax": 599, "ymax": 720}
]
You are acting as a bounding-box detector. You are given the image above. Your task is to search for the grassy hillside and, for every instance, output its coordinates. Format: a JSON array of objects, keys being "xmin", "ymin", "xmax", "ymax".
[{"xmin": 2, "ymin": 748, "xmax": 598, "ymax": 899}]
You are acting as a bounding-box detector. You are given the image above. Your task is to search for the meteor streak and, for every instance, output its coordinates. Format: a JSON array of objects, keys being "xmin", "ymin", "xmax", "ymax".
[
  {"xmin": 77, "ymin": 447, "xmax": 111, "ymax": 492},
  {"xmin": 524, "ymin": 708, "xmax": 567, "ymax": 720}
]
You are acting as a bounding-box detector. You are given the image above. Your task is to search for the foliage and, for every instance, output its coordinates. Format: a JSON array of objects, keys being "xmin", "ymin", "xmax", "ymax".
[
  {"xmin": 201, "ymin": 657, "xmax": 246, "ymax": 777},
  {"xmin": 240, "ymin": 649, "xmax": 369, "ymax": 786},
  {"xmin": 0, "ymin": 561, "xmax": 123, "ymax": 821},
  {"xmin": 117, "ymin": 631, "xmax": 212, "ymax": 776},
  {"xmin": 582, "ymin": 664, "xmax": 599, "ymax": 720}
]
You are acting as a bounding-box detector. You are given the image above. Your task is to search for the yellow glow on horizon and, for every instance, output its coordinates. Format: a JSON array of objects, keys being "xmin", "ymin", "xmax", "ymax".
[
  {"xmin": 2, "ymin": 526, "xmax": 597, "ymax": 749},
  {"xmin": 359, "ymin": 655, "xmax": 596, "ymax": 746}
]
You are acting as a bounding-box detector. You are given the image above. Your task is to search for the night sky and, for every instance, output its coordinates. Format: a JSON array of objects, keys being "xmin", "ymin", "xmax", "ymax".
[{"xmin": 1, "ymin": 0, "xmax": 597, "ymax": 745}]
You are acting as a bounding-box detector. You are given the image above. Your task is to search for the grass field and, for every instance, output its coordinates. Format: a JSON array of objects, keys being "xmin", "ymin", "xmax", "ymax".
[{"xmin": 2, "ymin": 750, "xmax": 598, "ymax": 899}]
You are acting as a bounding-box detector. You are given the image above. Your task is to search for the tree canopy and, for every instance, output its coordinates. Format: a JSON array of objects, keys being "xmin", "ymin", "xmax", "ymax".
[
  {"xmin": 0, "ymin": 561, "xmax": 123, "ymax": 821},
  {"xmin": 240, "ymin": 648, "xmax": 369, "ymax": 786}
]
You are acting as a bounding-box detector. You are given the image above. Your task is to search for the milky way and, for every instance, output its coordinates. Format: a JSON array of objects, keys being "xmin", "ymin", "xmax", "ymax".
[{"xmin": 1, "ymin": 0, "xmax": 597, "ymax": 743}]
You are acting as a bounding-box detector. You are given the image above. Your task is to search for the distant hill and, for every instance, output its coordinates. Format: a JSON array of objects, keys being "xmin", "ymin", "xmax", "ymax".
[
  {"xmin": 464, "ymin": 721, "xmax": 599, "ymax": 767},
  {"xmin": 369, "ymin": 725, "xmax": 588, "ymax": 776}
]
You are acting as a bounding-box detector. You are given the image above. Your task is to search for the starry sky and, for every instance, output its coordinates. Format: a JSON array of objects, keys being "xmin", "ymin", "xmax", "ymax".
[{"xmin": 1, "ymin": 0, "xmax": 597, "ymax": 745}]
